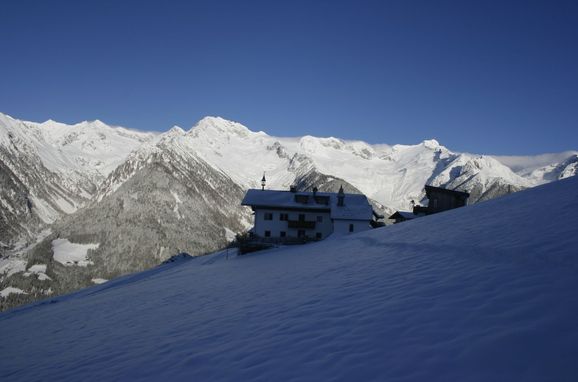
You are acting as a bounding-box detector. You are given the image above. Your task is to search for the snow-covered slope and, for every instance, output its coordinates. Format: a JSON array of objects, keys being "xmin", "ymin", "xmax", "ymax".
[
  {"xmin": 1, "ymin": 176, "xmax": 577, "ymax": 381},
  {"xmin": 0, "ymin": 114, "xmax": 83, "ymax": 247}
]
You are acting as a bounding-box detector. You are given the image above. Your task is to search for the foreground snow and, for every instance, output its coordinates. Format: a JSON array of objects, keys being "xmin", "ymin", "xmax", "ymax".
[{"xmin": 1, "ymin": 177, "xmax": 578, "ymax": 381}]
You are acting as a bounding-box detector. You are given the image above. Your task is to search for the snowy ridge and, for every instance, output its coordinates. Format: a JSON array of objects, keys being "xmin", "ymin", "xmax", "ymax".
[
  {"xmin": 182, "ymin": 118, "xmax": 538, "ymax": 209},
  {"xmin": 1, "ymin": 176, "xmax": 577, "ymax": 381},
  {"xmin": 1, "ymin": 113, "xmax": 155, "ymax": 192},
  {"xmin": 3, "ymin": 111, "xmax": 574, "ymax": 217},
  {"xmin": 27, "ymin": 118, "xmax": 156, "ymax": 182}
]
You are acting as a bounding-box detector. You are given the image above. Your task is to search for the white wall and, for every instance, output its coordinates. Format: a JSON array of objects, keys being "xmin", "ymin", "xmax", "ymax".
[
  {"xmin": 332, "ymin": 219, "xmax": 371, "ymax": 236},
  {"xmin": 254, "ymin": 209, "xmax": 333, "ymax": 239}
]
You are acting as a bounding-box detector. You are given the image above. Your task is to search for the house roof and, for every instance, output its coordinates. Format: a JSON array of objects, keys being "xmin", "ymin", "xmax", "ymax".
[
  {"xmin": 242, "ymin": 189, "xmax": 374, "ymax": 221},
  {"xmin": 425, "ymin": 185, "xmax": 470, "ymax": 198},
  {"xmin": 389, "ymin": 211, "xmax": 418, "ymax": 220}
]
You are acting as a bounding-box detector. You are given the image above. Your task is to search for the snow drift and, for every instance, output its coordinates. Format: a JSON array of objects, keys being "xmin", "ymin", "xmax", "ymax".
[{"xmin": 1, "ymin": 176, "xmax": 577, "ymax": 381}]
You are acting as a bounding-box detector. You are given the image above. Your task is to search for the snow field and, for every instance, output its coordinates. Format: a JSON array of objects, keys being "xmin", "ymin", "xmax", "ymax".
[
  {"xmin": 23, "ymin": 264, "xmax": 51, "ymax": 281},
  {"xmin": 0, "ymin": 287, "xmax": 27, "ymax": 298},
  {"xmin": 51, "ymin": 239, "xmax": 100, "ymax": 267}
]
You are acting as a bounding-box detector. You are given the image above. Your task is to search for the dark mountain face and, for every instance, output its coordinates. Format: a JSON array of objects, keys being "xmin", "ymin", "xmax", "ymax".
[{"xmin": 1, "ymin": 146, "xmax": 250, "ymax": 310}]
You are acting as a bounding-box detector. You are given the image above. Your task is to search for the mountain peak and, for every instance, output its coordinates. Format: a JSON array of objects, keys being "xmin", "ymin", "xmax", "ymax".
[
  {"xmin": 167, "ymin": 125, "xmax": 185, "ymax": 135},
  {"xmin": 39, "ymin": 118, "xmax": 68, "ymax": 128},
  {"xmin": 196, "ymin": 116, "xmax": 231, "ymax": 125},
  {"xmin": 422, "ymin": 139, "xmax": 441, "ymax": 150},
  {"xmin": 189, "ymin": 116, "xmax": 255, "ymax": 138},
  {"xmin": 72, "ymin": 119, "xmax": 109, "ymax": 129},
  {"xmin": 88, "ymin": 119, "xmax": 108, "ymax": 128}
]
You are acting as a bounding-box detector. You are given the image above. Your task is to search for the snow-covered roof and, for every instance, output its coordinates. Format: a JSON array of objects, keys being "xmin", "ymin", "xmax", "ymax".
[
  {"xmin": 242, "ymin": 189, "xmax": 374, "ymax": 221},
  {"xmin": 389, "ymin": 211, "xmax": 418, "ymax": 220}
]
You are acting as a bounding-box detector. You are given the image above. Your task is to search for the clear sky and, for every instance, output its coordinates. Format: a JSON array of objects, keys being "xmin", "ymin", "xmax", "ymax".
[{"xmin": 1, "ymin": 0, "xmax": 577, "ymax": 155}]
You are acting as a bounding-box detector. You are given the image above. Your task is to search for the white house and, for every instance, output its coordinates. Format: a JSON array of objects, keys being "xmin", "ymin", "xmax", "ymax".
[{"xmin": 241, "ymin": 185, "xmax": 380, "ymax": 241}]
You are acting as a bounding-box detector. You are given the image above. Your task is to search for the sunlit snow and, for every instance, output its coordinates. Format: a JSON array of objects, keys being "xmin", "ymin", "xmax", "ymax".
[
  {"xmin": 0, "ymin": 287, "xmax": 26, "ymax": 298},
  {"xmin": 23, "ymin": 264, "xmax": 51, "ymax": 281}
]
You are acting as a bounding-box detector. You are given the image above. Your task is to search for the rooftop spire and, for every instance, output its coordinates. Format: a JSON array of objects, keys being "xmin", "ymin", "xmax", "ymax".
[{"xmin": 261, "ymin": 173, "xmax": 266, "ymax": 191}]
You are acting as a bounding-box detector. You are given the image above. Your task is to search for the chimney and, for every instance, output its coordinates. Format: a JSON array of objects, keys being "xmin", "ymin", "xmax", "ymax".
[
  {"xmin": 313, "ymin": 186, "xmax": 318, "ymax": 196},
  {"xmin": 290, "ymin": 185, "xmax": 297, "ymax": 193},
  {"xmin": 337, "ymin": 185, "xmax": 345, "ymax": 206}
]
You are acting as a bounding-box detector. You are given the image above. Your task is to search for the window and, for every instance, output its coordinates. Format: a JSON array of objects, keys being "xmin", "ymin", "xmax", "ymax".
[
  {"xmin": 299, "ymin": 214, "xmax": 305, "ymax": 222},
  {"xmin": 316, "ymin": 232, "xmax": 322, "ymax": 240},
  {"xmin": 349, "ymin": 224, "xmax": 354, "ymax": 233},
  {"xmin": 264, "ymin": 230, "xmax": 271, "ymax": 237},
  {"xmin": 280, "ymin": 231, "xmax": 286, "ymax": 238},
  {"xmin": 316, "ymin": 216, "xmax": 323, "ymax": 223},
  {"xmin": 264, "ymin": 212, "xmax": 273, "ymax": 221},
  {"xmin": 280, "ymin": 213, "xmax": 289, "ymax": 221},
  {"xmin": 298, "ymin": 230, "xmax": 306, "ymax": 238}
]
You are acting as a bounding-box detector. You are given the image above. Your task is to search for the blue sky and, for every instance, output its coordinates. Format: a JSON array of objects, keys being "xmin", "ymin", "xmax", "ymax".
[{"xmin": 1, "ymin": 0, "xmax": 577, "ymax": 155}]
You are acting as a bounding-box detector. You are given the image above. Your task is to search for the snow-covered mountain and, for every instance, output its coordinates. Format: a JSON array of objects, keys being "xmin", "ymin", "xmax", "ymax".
[
  {"xmin": 1, "ymin": 111, "xmax": 576, "ymax": 310},
  {"xmin": 0, "ymin": 113, "xmax": 155, "ymax": 245},
  {"xmin": 178, "ymin": 117, "xmax": 532, "ymax": 210},
  {"xmin": 1, "ymin": 174, "xmax": 577, "ymax": 381},
  {"xmin": 496, "ymin": 152, "xmax": 578, "ymax": 185},
  {"xmin": 493, "ymin": 151, "xmax": 578, "ymax": 180}
]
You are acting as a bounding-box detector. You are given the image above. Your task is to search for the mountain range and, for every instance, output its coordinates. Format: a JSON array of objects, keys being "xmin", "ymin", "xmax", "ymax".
[{"xmin": 1, "ymin": 111, "xmax": 576, "ymax": 310}]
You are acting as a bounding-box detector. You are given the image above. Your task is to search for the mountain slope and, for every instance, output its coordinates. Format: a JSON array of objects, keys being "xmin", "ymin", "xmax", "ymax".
[
  {"xmin": 1, "ymin": 176, "xmax": 576, "ymax": 381},
  {"xmin": 0, "ymin": 113, "xmax": 155, "ymax": 250},
  {"xmin": 0, "ymin": 114, "xmax": 84, "ymax": 249},
  {"xmin": 0, "ymin": 131, "xmax": 251, "ymax": 308},
  {"xmin": 55, "ymin": 131, "xmax": 251, "ymax": 275}
]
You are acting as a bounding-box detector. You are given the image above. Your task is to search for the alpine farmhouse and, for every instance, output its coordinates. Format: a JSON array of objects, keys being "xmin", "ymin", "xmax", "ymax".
[{"xmin": 242, "ymin": 185, "xmax": 382, "ymax": 241}]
